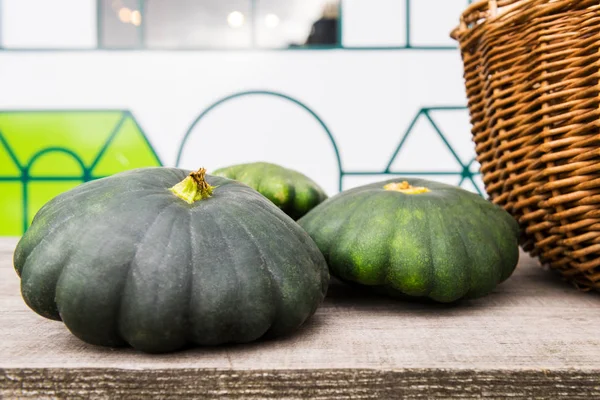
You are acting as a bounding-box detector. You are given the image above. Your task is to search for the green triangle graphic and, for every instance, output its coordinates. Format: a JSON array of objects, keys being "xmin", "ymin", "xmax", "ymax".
[
  {"xmin": 388, "ymin": 114, "xmax": 462, "ymax": 173},
  {"xmin": 0, "ymin": 112, "xmax": 123, "ymax": 167},
  {"xmin": 91, "ymin": 116, "xmax": 160, "ymax": 176},
  {"xmin": 0, "ymin": 146, "xmax": 21, "ymax": 177},
  {"xmin": 0, "ymin": 182, "xmax": 22, "ymax": 236}
]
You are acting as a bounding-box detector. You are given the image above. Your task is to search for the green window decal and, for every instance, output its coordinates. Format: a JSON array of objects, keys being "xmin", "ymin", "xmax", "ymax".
[{"xmin": 0, "ymin": 111, "xmax": 162, "ymax": 235}]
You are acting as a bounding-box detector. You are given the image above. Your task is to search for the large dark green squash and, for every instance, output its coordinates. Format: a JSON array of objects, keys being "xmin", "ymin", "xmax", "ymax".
[
  {"xmin": 14, "ymin": 167, "xmax": 329, "ymax": 353},
  {"xmin": 298, "ymin": 178, "xmax": 519, "ymax": 303},
  {"xmin": 213, "ymin": 162, "xmax": 327, "ymax": 220}
]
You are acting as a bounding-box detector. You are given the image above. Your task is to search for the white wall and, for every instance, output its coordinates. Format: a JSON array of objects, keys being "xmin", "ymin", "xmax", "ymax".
[
  {"xmin": 343, "ymin": 0, "xmax": 407, "ymax": 47},
  {"xmin": 1, "ymin": 0, "xmax": 97, "ymax": 48},
  {"xmin": 0, "ymin": 0, "xmax": 478, "ymax": 196}
]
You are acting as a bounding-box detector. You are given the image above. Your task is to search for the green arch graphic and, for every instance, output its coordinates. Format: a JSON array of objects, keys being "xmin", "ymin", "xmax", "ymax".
[
  {"xmin": 27, "ymin": 147, "xmax": 87, "ymax": 176},
  {"xmin": 175, "ymin": 90, "xmax": 344, "ymax": 189},
  {"xmin": 23, "ymin": 148, "xmax": 88, "ymax": 231}
]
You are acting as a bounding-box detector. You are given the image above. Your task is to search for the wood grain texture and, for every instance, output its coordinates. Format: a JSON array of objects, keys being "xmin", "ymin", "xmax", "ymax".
[
  {"xmin": 2, "ymin": 369, "xmax": 600, "ymax": 399},
  {"xmin": 1, "ymin": 237, "xmax": 599, "ymax": 398}
]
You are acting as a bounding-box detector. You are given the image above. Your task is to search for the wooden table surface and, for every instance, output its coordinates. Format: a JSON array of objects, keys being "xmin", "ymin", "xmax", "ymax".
[{"xmin": 1, "ymin": 237, "xmax": 599, "ymax": 399}]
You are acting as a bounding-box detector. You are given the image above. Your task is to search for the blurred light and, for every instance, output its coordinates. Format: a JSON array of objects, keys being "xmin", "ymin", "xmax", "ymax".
[
  {"xmin": 111, "ymin": 0, "xmax": 122, "ymax": 11},
  {"xmin": 227, "ymin": 11, "xmax": 245, "ymax": 28},
  {"xmin": 131, "ymin": 10, "xmax": 142, "ymax": 26},
  {"xmin": 118, "ymin": 7, "xmax": 132, "ymax": 23},
  {"xmin": 264, "ymin": 13, "xmax": 280, "ymax": 29}
]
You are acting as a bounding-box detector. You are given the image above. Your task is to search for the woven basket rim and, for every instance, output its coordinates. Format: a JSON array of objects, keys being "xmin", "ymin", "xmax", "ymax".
[
  {"xmin": 450, "ymin": 0, "xmax": 599, "ymax": 43},
  {"xmin": 450, "ymin": 0, "xmax": 523, "ymax": 40}
]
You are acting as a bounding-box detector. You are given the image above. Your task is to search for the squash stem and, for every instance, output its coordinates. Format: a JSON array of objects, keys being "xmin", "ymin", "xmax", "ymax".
[
  {"xmin": 384, "ymin": 181, "xmax": 430, "ymax": 194},
  {"xmin": 170, "ymin": 168, "xmax": 215, "ymax": 204}
]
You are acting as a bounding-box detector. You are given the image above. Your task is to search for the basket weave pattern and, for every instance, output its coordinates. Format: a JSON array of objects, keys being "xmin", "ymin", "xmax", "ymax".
[{"xmin": 452, "ymin": 0, "xmax": 600, "ymax": 289}]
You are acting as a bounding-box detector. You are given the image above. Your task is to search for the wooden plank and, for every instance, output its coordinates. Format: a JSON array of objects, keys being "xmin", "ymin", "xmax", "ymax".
[
  {"xmin": 0, "ymin": 237, "xmax": 18, "ymax": 255},
  {"xmin": 2, "ymin": 369, "xmax": 599, "ymax": 399},
  {"xmin": 1, "ymin": 238, "xmax": 599, "ymax": 398}
]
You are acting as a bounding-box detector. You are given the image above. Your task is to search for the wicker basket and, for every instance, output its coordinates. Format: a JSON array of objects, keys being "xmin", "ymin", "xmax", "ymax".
[{"xmin": 451, "ymin": 0, "xmax": 600, "ymax": 290}]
